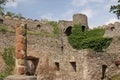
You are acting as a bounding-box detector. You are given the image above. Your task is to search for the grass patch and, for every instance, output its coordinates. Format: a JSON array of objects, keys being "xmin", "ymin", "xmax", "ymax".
[
  {"xmin": 46, "ymin": 21, "xmax": 60, "ymax": 36},
  {"xmin": 0, "ymin": 26, "xmax": 57, "ymax": 37},
  {"xmin": 0, "ymin": 47, "xmax": 15, "ymax": 78},
  {"xmin": 0, "ymin": 26, "xmax": 15, "ymax": 33}
]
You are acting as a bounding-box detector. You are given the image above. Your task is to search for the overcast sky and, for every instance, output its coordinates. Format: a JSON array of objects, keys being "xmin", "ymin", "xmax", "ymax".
[{"xmin": 5, "ymin": 0, "xmax": 120, "ymax": 28}]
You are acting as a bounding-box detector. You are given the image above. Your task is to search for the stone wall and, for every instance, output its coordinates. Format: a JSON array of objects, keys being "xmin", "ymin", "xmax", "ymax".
[
  {"xmin": 58, "ymin": 20, "xmax": 73, "ymax": 33},
  {"xmin": 1, "ymin": 13, "xmax": 90, "ymax": 38},
  {"xmin": 1, "ymin": 16, "xmax": 54, "ymax": 34},
  {"xmin": 73, "ymin": 14, "xmax": 88, "ymax": 28},
  {"xmin": 0, "ymin": 14, "xmax": 120, "ymax": 80},
  {"xmin": 0, "ymin": 29, "xmax": 120, "ymax": 80},
  {"xmin": 104, "ymin": 22, "xmax": 120, "ymax": 37}
]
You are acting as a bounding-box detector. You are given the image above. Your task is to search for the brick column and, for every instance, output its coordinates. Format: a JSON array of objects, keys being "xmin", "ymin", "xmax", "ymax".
[{"xmin": 15, "ymin": 23, "xmax": 27, "ymax": 75}]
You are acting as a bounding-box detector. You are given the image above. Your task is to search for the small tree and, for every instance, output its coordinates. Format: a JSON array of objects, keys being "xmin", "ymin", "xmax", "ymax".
[
  {"xmin": 0, "ymin": 47, "xmax": 15, "ymax": 78},
  {"xmin": 110, "ymin": 0, "xmax": 120, "ymax": 19},
  {"xmin": 6, "ymin": 11, "xmax": 15, "ymax": 17},
  {"xmin": 68, "ymin": 24, "xmax": 112, "ymax": 52},
  {"xmin": 0, "ymin": 0, "xmax": 14, "ymax": 16},
  {"xmin": 14, "ymin": 13, "xmax": 22, "ymax": 18}
]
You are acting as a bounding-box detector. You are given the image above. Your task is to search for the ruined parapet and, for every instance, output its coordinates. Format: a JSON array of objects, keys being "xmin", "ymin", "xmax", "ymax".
[
  {"xmin": 73, "ymin": 13, "xmax": 89, "ymax": 29},
  {"xmin": 2, "ymin": 15, "xmax": 54, "ymax": 33},
  {"xmin": 58, "ymin": 13, "xmax": 89, "ymax": 36},
  {"xmin": 58, "ymin": 20, "xmax": 73, "ymax": 34},
  {"xmin": 104, "ymin": 22, "xmax": 120, "ymax": 37},
  {"xmin": 15, "ymin": 23, "xmax": 27, "ymax": 75}
]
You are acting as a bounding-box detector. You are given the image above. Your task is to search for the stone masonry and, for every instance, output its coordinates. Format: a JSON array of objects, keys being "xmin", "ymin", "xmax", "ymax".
[
  {"xmin": 15, "ymin": 23, "xmax": 27, "ymax": 75},
  {"xmin": 0, "ymin": 13, "xmax": 120, "ymax": 80},
  {"xmin": 5, "ymin": 23, "xmax": 37, "ymax": 80}
]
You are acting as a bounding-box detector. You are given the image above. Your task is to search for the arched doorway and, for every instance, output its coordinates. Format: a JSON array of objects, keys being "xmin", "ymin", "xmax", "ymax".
[
  {"xmin": 36, "ymin": 24, "xmax": 41, "ymax": 30},
  {"xmin": 64, "ymin": 26, "xmax": 72, "ymax": 36}
]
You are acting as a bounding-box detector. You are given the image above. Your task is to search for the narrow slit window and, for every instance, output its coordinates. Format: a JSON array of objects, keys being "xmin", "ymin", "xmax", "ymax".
[
  {"xmin": 70, "ymin": 62, "xmax": 76, "ymax": 72},
  {"xmin": 55, "ymin": 62, "xmax": 60, "ymax": 71},
  {"xmin": 101, "ymin": 65, "xmax": 107, "ymax": 80}
]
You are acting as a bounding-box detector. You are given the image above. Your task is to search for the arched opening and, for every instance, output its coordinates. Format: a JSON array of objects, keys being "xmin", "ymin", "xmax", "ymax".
[
  {"xmin": 111, "ymin": 27, "xmax": 115, "ymax": 31},
  {"xmin": 26, "ymin": 56, "xmax": 39, "ymax": 75},
  {"xmin": 36, "ymin": 24, "xmax": 41, "ymax": 30},
  {"xmin": 64, "ymin": 26, "xmax": 72, "ymax": 36},
  {"xmin": 82, "ymin": 26, "xmax": 86, "ymax": 32}
]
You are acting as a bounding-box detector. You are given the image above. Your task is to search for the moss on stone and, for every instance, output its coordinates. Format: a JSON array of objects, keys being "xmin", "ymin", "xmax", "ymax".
[{"xmin": 111, "ymin": 73, "xmax": 120, "ymax": 80}]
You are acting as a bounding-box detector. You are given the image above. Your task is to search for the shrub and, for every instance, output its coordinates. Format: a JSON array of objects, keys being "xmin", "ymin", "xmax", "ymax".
[
  {"xmin": 0, "ymin": 47, "xmax": 15, "ymax": 78},
  {"xmin": 68, "ymin": 24, "xmax": 112, "ymax": 52},
  {"xmin": 0, "ymin": 26, "xmax": 8, "ymax": 33},
  {"xmin": 47, "ymin": 21, "xmax": 59, "ymax": 36},
  {"xmin": 80, "ymin": 37, "xmax": 112, "ymax": 52}
]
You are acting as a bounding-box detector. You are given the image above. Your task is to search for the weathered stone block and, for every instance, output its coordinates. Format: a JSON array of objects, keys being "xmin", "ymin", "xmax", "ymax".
[
  {"xmin": 15, "ymin": 66, "xmax": 27, "ymax": 75},
  {"xmin": 16, "ymin": 35, "xmax": 26, "ymax": 44},
  {"xmin": 16, "ymin": 24, "xmax": 26, "ymax": 36},
  {"xmin": 16, "ymin": 27, "xmax": 24, "ymax": 36},
  {"xmin": 16, "ymin": 43, "xmax": 26, "ymax": 51},
  {"xmin": 5, "ymin": 75, "xmax": 37, "ymax": 80},
  {"xmin": 15, "ymin": 50, "xmax": 26, "ymax": 58},
  {"xmin": 17, "ymin": 59, "xmax": 26, "ymax": 66}
]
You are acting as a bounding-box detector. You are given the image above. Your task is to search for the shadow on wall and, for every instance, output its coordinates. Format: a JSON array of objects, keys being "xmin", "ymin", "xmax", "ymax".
[
  {"xmin": 26, "ymin": 56, "xmax": 39, "ymax": 75},
  {"xmin": 82, "ymin": 25, "xmax": 85, "ymax": 32},
  {"xmin": 64, "ymin": 26, "xmax": 72, "ymax": 36},
  {"xmin": 101, "ymin": 65, "xmax": 107, "ymax": 80},
  {"xmin": 36, "ymin": 24, "xmax": 41, "ymax": 30},
  {"xmin": 64, "ymin": 25, "xmax": 86, "ymax": 36}
]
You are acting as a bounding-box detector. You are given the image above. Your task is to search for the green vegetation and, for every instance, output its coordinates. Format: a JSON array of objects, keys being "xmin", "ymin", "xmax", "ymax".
[
  {"xmin": 6, "ymin": 11, "xmax": 15, "ymax": 17},
  {"xmin": 0, "ymin": 26, "xmax": 8, "ymax": 32},
  {"xmin": 0, "ymin": 26, "xmax": 15, "ymax": 33},
  {"xmin": 47, "ymin": 21, "xmax": 59, "ymax": 36},
  {"xmin": 28, "ymin": 20, "xmax": 59, "ymax": 37},
  {"xmin": 110, "ymin": 0, "xmax": 120, "ymax": 19},
  {"xmin": 6, "ymin": 11, "xmax": 23, "ymax": 18},
  {"xmin": 0, "ymin": 47, "xmax": 15, "ymax": 78},
  {"xmin": 0, "ymin": 26, "xmax": 55, "ymax": 37},
  {"xmin": 0, "ymin": 0, "xmax": 14, "ymax": 16},
  {"xmin": 68, "ymin": 24, "xmax": 112, "ymax": 52}
]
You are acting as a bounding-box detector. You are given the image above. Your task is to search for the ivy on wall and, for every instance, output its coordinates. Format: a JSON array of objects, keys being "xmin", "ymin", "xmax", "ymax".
[
  {"xmin": 0, "ymin": 47, "xmax": 15, "ymax": 78},
  {"xmin": 68, "ymin": 24, "xmax": 112, "ymax": 52},
  {"xmin": 47, "ymin": 21, "xmax": 59, "ymax": 36}
]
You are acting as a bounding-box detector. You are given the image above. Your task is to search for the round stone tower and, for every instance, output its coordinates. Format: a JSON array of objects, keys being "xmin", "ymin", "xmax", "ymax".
[{"xmin": 73, "ymin": 14, "xmax": 88, "ymax": 29}]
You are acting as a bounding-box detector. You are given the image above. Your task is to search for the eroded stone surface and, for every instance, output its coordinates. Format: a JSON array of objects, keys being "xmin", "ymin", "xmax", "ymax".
[
  {"xmin": 1, "ymin": 14, "xmax": 120, "ymax": 80},
  {"xmin": 15, "ymin": 23, "xmax": 27, "ymax": 75},
  {"xmin": 5, "ymin": 75, "xmax": 37, "ymax": 80}
]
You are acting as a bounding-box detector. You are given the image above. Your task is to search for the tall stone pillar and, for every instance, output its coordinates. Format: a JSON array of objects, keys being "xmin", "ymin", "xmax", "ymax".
[
  {"xmin": 5, "ymin": 23, "xmax": 37, "ymax": 80},
  {"xmin": 15, "ymin": 23, "xmax": 27, "ymax": 75}
]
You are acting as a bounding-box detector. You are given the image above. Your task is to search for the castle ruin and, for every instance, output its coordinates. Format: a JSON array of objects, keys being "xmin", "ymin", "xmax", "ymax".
[{"xmin": 0, "ymin": 13, "xmax": 120, "ymax": 80}]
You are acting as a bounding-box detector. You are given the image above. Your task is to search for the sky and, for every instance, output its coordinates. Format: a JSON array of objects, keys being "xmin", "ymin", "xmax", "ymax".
[{"xmin": 5, "ymin": 0, "xmax": 120, "ymax": 28}]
